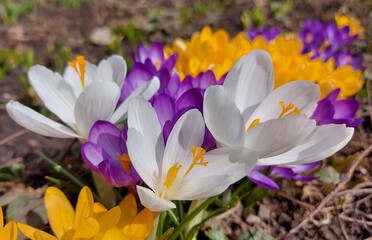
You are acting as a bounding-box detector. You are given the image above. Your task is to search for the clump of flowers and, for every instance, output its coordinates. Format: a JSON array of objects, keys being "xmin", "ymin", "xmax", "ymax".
[
  {"xmin": 165, "ymin": 25, "xmax": 364, "ymax": 99},
  {"xmin": 18, "ymin": 186, "xmax": 153, "ymax": 240},
  {"xmin": 335, "ymin": 13, "xmax": 365, "ymax": 39}
]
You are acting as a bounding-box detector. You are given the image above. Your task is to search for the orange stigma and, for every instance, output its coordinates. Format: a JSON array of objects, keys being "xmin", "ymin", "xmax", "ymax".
[
  {"xmin": 117, "ymin": 153, "xmax": 131, "ymax": 174},
  {"xmin": 68, "ymin": 55, "xmax": 86, "ymax": 90}
]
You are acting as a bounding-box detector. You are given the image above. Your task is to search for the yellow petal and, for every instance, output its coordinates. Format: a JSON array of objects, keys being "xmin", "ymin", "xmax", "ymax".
[
  {"xmin": 33, "ymin": 230, "xmax": 59, "ymax": 240},
  {"xmin": 73, "ymin": 186, "xmax": 94, "ymax": 229},
  {"xmin": 117, "ymin": 194, "xmax": 137, "ymax": 229},
  {"xmin": 44, "ymin": 187, "xmax": 74, "ymax": 239},
  {"xmin": 18, "ymin": 222, "xmax": 39, "ymax": 240},
  {"xmin": 1, "ymin": 221, "xmax": 18, "ymax": 240},
  {"xmin": 101, "ymin": 228, "xmax": 128, "ymax": 240},
  {"xmin": 73, "ymin": 217, "xmax": 99, "ymax": 239},
  {"xmin": 93, "ymin": 202, "xmax": 108, "ymax": 220},
  {"xmin": 0, "ymin": 206, "xmax": 3, "ymax": 230},
  {"xmin": 97, "ymin": 206, "xmax": 121, "ymax": 233},
  {"xmin": 123, "ymin": 208, "xmax": 153, "ymax": 240}
]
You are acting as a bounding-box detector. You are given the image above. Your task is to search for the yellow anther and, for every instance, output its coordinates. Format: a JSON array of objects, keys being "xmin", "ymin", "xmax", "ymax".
[
  {"xmin": 164, "ymin": 163, "xmax": 182, "ymax": 189},
  {"xmin": 117, "ymin": 153, "xmax": 131, "ymax": 174},
  {"xmin": 68, "ymin": 55, "xmax": 86, "ymax": 90},
  {"xmin": 278, "ymin": 101, "xmax": 300, "ymax": 118},
  {"xmin": 246, "ymin": 118, "xmax": 260, "ymax": 132}
]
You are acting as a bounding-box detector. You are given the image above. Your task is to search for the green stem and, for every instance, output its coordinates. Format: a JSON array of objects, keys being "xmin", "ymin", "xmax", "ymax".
[
  {"xmin": 157, "ymin": 212, "xmax": 166, "ymax": 239},
  {"xmin": 231, "ymin": 178, "xmax": 252, "ymax": 201},
  {"xmin": 167, "ymin": 196, "xmax": 217, "ymax": 240},
  {"xmin": 167, "ymin": 209, "xmax": 180, "ymax": 226},
  {"xmin": 45, "ymin": 176, "xmax": 80, "ymax": 193},
  {"xmin": 176, "ymin": 200, "xmax": 185, "ymax": 221}
]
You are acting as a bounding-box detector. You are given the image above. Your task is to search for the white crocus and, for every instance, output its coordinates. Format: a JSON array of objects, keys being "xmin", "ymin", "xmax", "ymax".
[
  {"xmin": 6, "ymin": 55, "xmax": 159, "ymax": 140},
  {"xmin": 204, "ymin": 50, "xmax": 354, "ymax": 166},
  {"xmin": 127, "ymin": 97, "xmax": 258, "ymax": 212}
]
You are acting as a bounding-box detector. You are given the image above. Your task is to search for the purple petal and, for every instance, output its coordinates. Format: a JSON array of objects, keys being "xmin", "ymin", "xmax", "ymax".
[
  {"xmin": 81, "ymin": 142, "xmax": 110, "ymax": 172},
  {"xmin": 202, "ymin": 126, "xmax": 216, "ymax": 151},
  {"xmin": 293, "ymin": 175, "xmax": 319, "ymax": 181},
  {"xmin": 138, "ymin": 44, "xmax": 148, "ymax": 63},
  {"xmin": 88, "ymin": 121, "xmax": 122, "ymax": 159},
  {"xmin": 311, "ymin": 99, "xmax": 335, "ymax": 125},
  {"xmin": 157, "ymin": 68, "xmax": 170, "ymax": 94},
  {"xmin": 333, "ymin": 99, "xmax": 360, "ymax": 119},
  {"xmin": 163, "ymin": 120, "xmax": 174, "ymax": 144},
  {"xmin": 162, "ymin": 53, "xmax": 178, "ymax": 71},
  {"xmin": 98, "ymin": 160, "xmax": 137, "ymax": 187},
  {"xmin": 247, "ymin": 170, "xmax": 280, "ymax": 190},
  {"xmin": 153, "ymin": 94, "xmax": 176, "ymax": 129},
  {"xmin": 176, "ymin": 88, "xmax": 203, "ymax": 113},
  {"xmin": 148, "ymin": 42, "xmax": 164, "ymax": 64},
  {"xmin": 120, "ymin": 63, "xmax": 153, "ymax": 102},
  {"xmin": 175, "ymin": 75, "xmax": 193, "ymax": 99},
  {"xmin": 287, "ymin": 162, "xmax": 321, "ymax": 174},
  {"xmin": 166, "ymin": 73, "xmax": 180, "ymax": 98},
  {"xmin": 271, "ymin": 166, "xmax": 297, "ymax": 179},
  {"xmin": 199, "ymin": 70, "xmax": 217, "ymax": 90}
]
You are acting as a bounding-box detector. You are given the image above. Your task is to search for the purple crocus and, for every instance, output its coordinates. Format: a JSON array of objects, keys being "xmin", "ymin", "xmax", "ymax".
[
  {"xmin": 298, "ymin": 19, "xmax": 360, "ymax": 67},
  {"xmin": 247, "ymin": 162, "xmax": 321, "ymax": 190},
  {"xmin": 311, "ymin": 88, "xmax": 363, "ymax": 127},
  {"xmin": 81, "ymin": 121, "xmax": 141, "ymax": 192},
  {"xmin": 248, "ymin": 27, "xmax": 279, "ymax": 42}
]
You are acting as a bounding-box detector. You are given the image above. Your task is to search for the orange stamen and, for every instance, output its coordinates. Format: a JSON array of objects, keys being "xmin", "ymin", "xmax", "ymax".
[
  {"xmin": 278, "ymin": 101, "xmax": 300, "ymax": 118},
  {"xmin": 246, "ymin": 118, "xmax": 260, "ymax": 132},
  {"xmin": 117, "ymin": 153, "xmax": 131, "ymax": 174}
]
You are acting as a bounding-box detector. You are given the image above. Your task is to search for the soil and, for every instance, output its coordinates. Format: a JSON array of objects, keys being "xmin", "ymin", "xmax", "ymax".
[{"xmin": 0, "ymin": 0, "xmax": 371, "ymax": 239}]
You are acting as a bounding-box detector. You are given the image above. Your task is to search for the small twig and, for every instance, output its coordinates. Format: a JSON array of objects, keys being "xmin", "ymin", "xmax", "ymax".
[
  {"xmin": 339, "ymin": 215, "xmax": 372, "ymax": 226},
  {"xmin": 334, "ymin": 198, "xmax": 351, "ymax": 240},
  {"xmin": 285, "ymin": 144, "xmax": 372, "ymax": 238},
  {"xmin": 277, "ymin": 192, "xmax": 315, "ymax": 211},
  {"xmin": 0, "ymin": 129, "xmax": 29, "ymax": 146}
]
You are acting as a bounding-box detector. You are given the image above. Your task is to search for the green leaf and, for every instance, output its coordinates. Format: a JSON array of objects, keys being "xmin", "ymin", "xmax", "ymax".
[
  {"xmin": 315, "ymin": 166, "xmax": 340, "ymax": 184},
  {"xmin": 205, "ymin": 229, "xmax": 228, "ymax": 240}
]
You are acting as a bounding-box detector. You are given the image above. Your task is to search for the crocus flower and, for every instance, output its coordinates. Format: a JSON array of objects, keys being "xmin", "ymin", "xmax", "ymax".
[
  {"xmin": 311, "ymin": 88, "xmax": 363, "ymax": 127},
  {"xmin": 0, "ymin": 207, "xmax": 17, "ymax": 240},
  {"xmin": 204, "ymin": 50, "xmax": 354, "ymax": 166},
  {"xmin": 248, "ymin": 27, "xmax": 279, "ymax": 42},
  {"xmin": 7, "ymin": 55, "xmax": 160, "ymax": 140},
  {"xmin": 18, "ymin": 186, "xmax": 153, "ymax": 240},
  {"xmin": 127, "ymin": 97, "xmax": 258, "ymax": 211},
  {"xmin": 81, "ymin": 121, "xmax": 141, "ymax": 190},
  {"xmin": 247, "ymin": 162, "xmax": 321, "ymax": 190}
]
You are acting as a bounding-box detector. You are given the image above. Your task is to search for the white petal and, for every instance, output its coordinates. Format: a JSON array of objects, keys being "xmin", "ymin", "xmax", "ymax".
[
  {"xmin": 97, "ymin": 59, "xmax": 114, "ymax": 82},
  {"xmin": 63, "ymin": 61, "xmax": 98, "ymax": 97},
  {"xmin": 204, "ymin": 86, "xmax": 245, "ymax": 147},
  {"xmin": 246, "ymin": 81, "xmax": 320, "ymax": 129},
  {"xmin": 245, "ymin": 115, "xmax": 316, "ymax": 159},
  {"xmin": 6, "ymin": 101, "xmax": 80, "ymax": 138},
  {"xmin": 223, "ymin": 50, "xmax": 274, "ymax": 120},
  {"xmin": 107, "ymin": 55, "xmax": 127, "ymax": 88},
  {"xmin": 178, "ymin": 147, "xmax": 258, "ymax": 186},
  {"xmin": 28, "ymin": 65, "xmax": 76, "ymax": 126},
  {"xmin": 141, "ymin": 76, "xmax": 160, "ymax": 100},
  {"xmin": 127, "ymin": 129, "xmax": 160, "ymax": 192},
  {"xmin": 137, "ymin": 185, "xmax": 176, "ymax": 212},
  {"xmin": 109, "ymin": 77, "xmax": 159, "ymax": 123},
  {"xmin": 74, "ymin": 81, "xmax": 120, "ymax": 139},
  {"xmin": 127, "ymin": 97, "xmax": 164, "ymax": 172},
  {"xmin": 161, "ymin": 109, "xmax": 205, "ymax": 184},
  {"xmin": 170, "ymin": 175, "xmax": 232, "ymax": 200},
  {"xmin": 258, "ymin": 124, "xmax": 354, "ymax": 165}
]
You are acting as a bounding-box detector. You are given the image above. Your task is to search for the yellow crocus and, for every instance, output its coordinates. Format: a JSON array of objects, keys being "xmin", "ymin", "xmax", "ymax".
[
  {"xmin": 165, "ymin": 26, "xmax": 364, "ymax": 99},
  {"xmin": 17, "ymin": 186, "xmax": 153, "ymax": 240},
  {"xmin": 335, "ymin": 13, "xmax": 365, "ymax": 38},
  {"xmin": 0, "ymin": 206, "xmax": 18, "ymax": 240}
]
